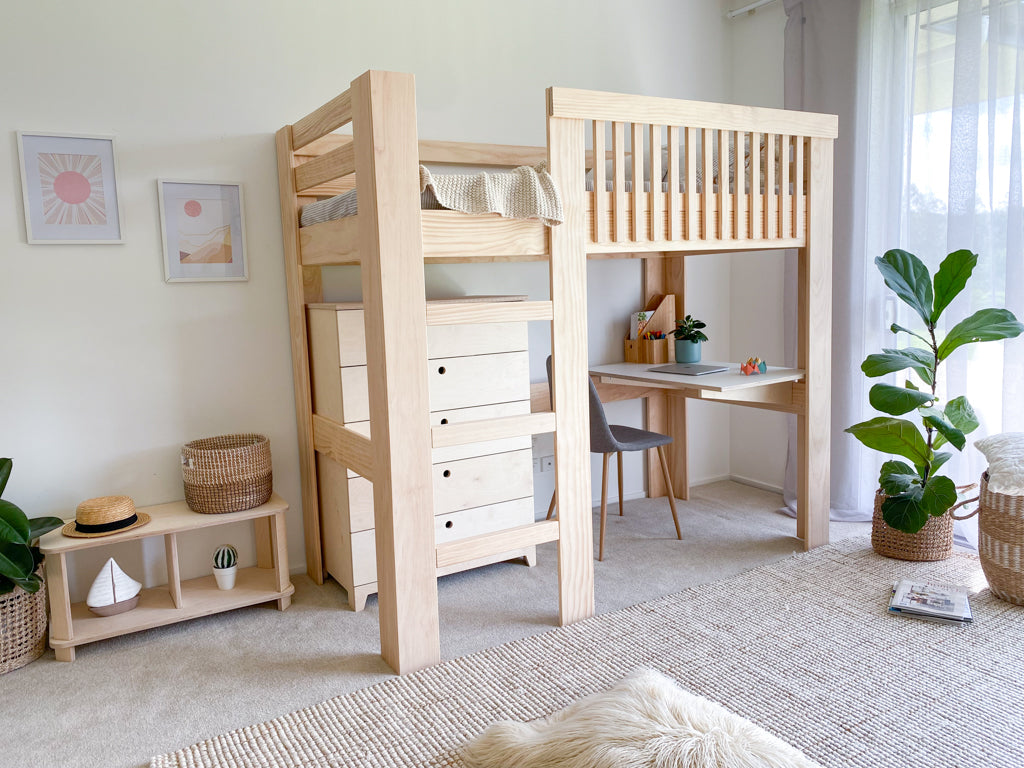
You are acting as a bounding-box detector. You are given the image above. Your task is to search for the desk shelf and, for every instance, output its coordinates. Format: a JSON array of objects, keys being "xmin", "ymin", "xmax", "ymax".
[{"xmin": 39, "ymin": 494, "xmax": 293, "ymax": 661}]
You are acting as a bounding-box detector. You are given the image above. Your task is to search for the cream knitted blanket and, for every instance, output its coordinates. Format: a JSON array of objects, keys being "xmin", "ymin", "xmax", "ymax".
[{"xmin": 419, "ymin": 162, "xmax": 563, "ymax": 226}]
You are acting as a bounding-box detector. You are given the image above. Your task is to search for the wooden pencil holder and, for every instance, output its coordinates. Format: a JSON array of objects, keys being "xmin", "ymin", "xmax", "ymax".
[{"xmin": 624, "ymin": 337, "xmax": 669, "ymax": 364}]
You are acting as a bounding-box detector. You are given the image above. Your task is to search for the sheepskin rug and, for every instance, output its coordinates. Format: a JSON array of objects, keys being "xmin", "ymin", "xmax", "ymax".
[{"xmin": 462, "ymin": 668, "xmax": 822, "ymax": 768}]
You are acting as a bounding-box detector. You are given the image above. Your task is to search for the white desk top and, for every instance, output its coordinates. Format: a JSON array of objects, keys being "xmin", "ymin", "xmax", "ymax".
[{"xmin": 589, "ymin": 362, "xmax": 805, "ymax": 393}]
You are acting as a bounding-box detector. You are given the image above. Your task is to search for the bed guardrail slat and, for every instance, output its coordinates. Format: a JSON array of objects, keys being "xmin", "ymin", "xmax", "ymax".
[
  {"xmin": 667, "ymin": 126, "xmax": 681, "ymax": 241},
  {"xmin": 780, "ymin": 134, "xmax": 792, "ymax": 239},
  {"xmin": 751, "ymin": 132, "xmax": 763, "ymax": 239},
  {"xmin": 294, "ymin": 142, "xmax": 356, "ymax": 193},
  {"xmin": 685, "ymin": 127, "xmax": 697, "ymax": 239},
  {"xmin": 292, "ymin": 90, "xmax": 353, "ymax": 151},
  {"xmin": 702, "ymin": 129, "xmax": 714, "ymax": 240},
  {"xmin": 593, "ymin": 121, "xmax": 608, "ymax": 243},
  {"xmin": 612, "ymin": 122, "xmax": 627, "ymax": 243},
  {"xmin": 631, "ymin": 122, "xmax": 645, "ymax": 243},
  {"xmin": 649, "ymin": 124, "xmax": 663, "ymax": 241},
  {"xmin": 794, "ymin": 136, "xmax": 805, "ymax": 238},
  {"xmin": 736, "ymin": 132, "xmax": 749, "ymax": 240},
  {"xmin": 766, "ymin": 134, "xmax": 778, "ymax": 239},
  {"xmin": 718, "ymin": 130, "xmax": 730, "ymax": 240}
]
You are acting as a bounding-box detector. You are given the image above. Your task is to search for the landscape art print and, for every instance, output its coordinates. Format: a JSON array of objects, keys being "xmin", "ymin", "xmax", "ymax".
[
  {"xmin": 159, "ymin": 181, "xmax": 247, "ymax": 282},
  {"xmin": 18, "ymin": 132, "xmax": 124, "ymax": 243}
]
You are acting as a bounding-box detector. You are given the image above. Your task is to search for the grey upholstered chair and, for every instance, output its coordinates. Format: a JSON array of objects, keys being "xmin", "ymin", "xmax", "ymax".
[{"xmin": 545, "ymin": 356, "xmax": 682, "ymax": 560}]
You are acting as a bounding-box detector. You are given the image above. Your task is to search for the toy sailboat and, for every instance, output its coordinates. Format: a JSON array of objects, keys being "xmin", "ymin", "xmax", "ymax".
[{"xmin": 86, "ymin": 558, "xmax": 142, "ymax": 616}]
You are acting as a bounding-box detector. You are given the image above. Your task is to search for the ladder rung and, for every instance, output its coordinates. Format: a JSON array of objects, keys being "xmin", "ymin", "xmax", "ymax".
[
  {"xmin": 425, "ymin": 300, "xmax": 553, "ymax": 325},
  {"xmin": 431, "ymin": 412, "xmax": 555, "ymax": 449},
  {"xmin": 312, "ymin": 414, "xmax": 374, "ymax": 481},
  {"xmin": 436, "ymin": 520, "xmax": 559, "ymax": 569}
]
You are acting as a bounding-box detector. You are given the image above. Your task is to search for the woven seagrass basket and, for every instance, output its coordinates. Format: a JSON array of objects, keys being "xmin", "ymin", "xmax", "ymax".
[
  {"xmin": 0, "ymin": 576, "xmax": 48, "ymax": 674},
  {"xmin": 181, "ymin": 434, "xmax": 272, "ymax": 514},
  {"xmin": 871, "ymin": 490, "xmax": 954, "ymax": 561},
  {"xmin": 976, "ymin": 473, "xmax": 1024, "ymax": 605}
]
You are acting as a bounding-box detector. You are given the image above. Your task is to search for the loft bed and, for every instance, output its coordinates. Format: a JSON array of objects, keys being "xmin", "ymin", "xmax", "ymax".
[{"xmin": 276, "ymin": 70, "xmax": 838, "ymax": 675}]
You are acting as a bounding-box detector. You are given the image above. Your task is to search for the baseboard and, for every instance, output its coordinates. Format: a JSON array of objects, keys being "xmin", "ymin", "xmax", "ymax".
[
  {"xmin": 687, "ymin": 473, "xmax": 732, "ymax": 488},
  {"xmin": 727, "ymin": 474, "xmax": 784, "ymax": 495}
]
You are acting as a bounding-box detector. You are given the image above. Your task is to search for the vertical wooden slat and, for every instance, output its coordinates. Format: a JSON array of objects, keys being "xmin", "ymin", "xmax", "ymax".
[
  {"xmin": 46, "ymin": 552, "xmax": 74, "ymax": 661},
  {"xmin": 736, "ymin": 132, "xmax": 749, "ymax": 240},
  {"xmin": 702, "ymin": 129, "xmax": 714, "ymax": 239},
  {"xmin": 352, "ymin": 70, "xmax": 440, "ymax": 675},
  {"xmin": 612, "ymin": 121, "xmax": 626, "ymax": 243},
  {"xmin": 649, "ymin": 125, "xmax": 663, "ymax": 241},
  {"xmin": 593, "ymin": 121, "xmax": 607, "ymax": 243},
  {"xmin": 165, "ymin": 533, "xmax": 182, "ymax": 609},
  {"xmin": 546, "ymin": 109, "xmax": 596, "ymax": 625},
  {"xmin": 685, "ymin": 127, "xmax": 697, "ymax": 239},
  {"xmin": 275, "ymin": 125, "xmax": 324, "ymax": 584},
  {"xmin": 631, "ymin": 122, "xmax": 645, "ymax": 242},
  {"xmin": 667, "ymin": 126, "xmax": 681, "ymax": 241},
  {"xmin": 665, "ymin": 254, "xmax": 688, "ymax": 500},
  {"xmin": 794, "ymin": 135, "xmax": 805, "ymax": 237},
  {"xmin": 766, "ymin": 134, "xmax": 778, "ymax": 239},
  {"xmin": 644, "ymin": 257, "xmax": 667, "ymax": 497},
  {"xmin": 780, "ymin": 135, "xmax": 792, "ymax": 238},
  {"xmin": 751, "ymin": 131, "xmax": 762, "ymax": 240},
  {"xmin": 717, "ymin": 129, "xmax": 730, "ymax": 240},
  {"xmin": 798, "ymin": 137, "xmax": 834, "ymax": 550}
]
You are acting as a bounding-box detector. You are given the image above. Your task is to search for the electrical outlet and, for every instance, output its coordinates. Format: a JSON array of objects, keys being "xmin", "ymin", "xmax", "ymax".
[{"xmin": 540, "ymin": 456, "xmax": 554, "ymax": 472}]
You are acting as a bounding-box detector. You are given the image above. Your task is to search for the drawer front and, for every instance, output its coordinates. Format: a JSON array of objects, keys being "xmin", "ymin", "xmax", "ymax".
[
  {"xmin": 348, "ymin": 497, "xmax": 535, "ymax": 586},
  {"xmin": 336, "ymin": 309, "xmax": 527, "ymax": 366},
  {"xmin": 339, "ymin": 351, "xmax": 530, "ymax": 424},
  {"xmin": 433, "ymin": 449, "xmax": 533, "ymax": 513}
]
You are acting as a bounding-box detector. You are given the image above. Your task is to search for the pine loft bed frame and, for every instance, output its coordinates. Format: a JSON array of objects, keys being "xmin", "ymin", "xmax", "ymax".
[{"xmin": 276, "ymin": 70, "xmax": 838, "ymax": 675}]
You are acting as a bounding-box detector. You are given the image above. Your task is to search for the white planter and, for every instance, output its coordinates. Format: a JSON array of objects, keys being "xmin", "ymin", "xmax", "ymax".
[{"xmin": 213, "ymin": 565, "xmax": 237, "ymax": 590}]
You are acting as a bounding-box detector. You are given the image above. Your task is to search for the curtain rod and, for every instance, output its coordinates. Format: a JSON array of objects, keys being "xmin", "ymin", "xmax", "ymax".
[{"xmin": 725, "ymin": 0, "xmax": 779, "ymax": 19}]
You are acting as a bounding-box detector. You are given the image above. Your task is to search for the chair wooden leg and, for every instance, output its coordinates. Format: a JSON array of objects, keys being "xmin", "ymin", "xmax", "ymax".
[
  {"xmin": 599, "ymin": 452, "xmax": 610, "ymax": 561},
  {"xmin": 617, "ymin": 451, "xmax": 624, "ymax": 516},
  {"xmin": 657, "ymin": 445, "xmax": 682, "ymax": 540},
  {"xmin": 546, "ymin": 489, "xmax": 557, "ymax": 520}
]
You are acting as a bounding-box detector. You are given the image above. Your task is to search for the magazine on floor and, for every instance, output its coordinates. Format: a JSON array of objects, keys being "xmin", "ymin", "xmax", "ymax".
[{"xmin": 888, "ymin": 579, "xmax": 974, "ymax": 624}]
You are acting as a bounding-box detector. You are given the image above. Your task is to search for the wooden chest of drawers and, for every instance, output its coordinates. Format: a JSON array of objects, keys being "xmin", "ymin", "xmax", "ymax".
[{"xmin": 308, "ymin": 299, "xmax": 536, "ymax": 611}]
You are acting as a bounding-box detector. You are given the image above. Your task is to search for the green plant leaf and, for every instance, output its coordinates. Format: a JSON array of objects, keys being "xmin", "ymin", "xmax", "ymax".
[
  {"xmin": 944, "ymin": 396, "xmax": 979, "ymax": 436},
  {"xmin": 0, "ymin": 576, "xmax": 15, "ymax": 595},
  {"xmin": 891, "ymin": 323, "xmax": 932, "ymax": 345},
  {"xmin": 918, "ymin": 406, "xmax": 966, "ymax": 451},
  {"xmin": 845, "ymin": 417, "xmax": 931, "ymax": 468},
  {"xmin": 881, "ymin": 488, "xmax": 930, "ymax": 533},
  {"xmin": 921, "ymin": 474, "xmax": 958, "ymax": 517},
  {"xmin": 936, "ymin": 308, "xmax": 1024, "ymax": 360},
  {"xmin": 931, "ymin": 451, "xmax": 953, "ymax": 473},
  {"xmin": 8, "ymin": 573, "xmax": 42, "ymax": 593},
  {"xmin": 878, "ymin": 460, "xmax": 919, "ymax": 495},
  {"xmin": 905, "ymin": 380, "xmax": 920, "ymax": 390},
  {"xmin": 876, "ymin": 250, "xmax": 934, "ymax": 327},
  {"xmin": 861, "ymin": 349, "xmax": 934, "ymax": 385},
  {"xmin": 0, "ymin": 542, "xmax": 35, "ymax": 581},
  {"xmin": 931, "ymin": 250, "xmax": 977, "ymax": 323},
  {"xmin": 28, "ymin": 516, "xmax": 64, "ymax": 541},
  {"xmin": 0, "ymin": 458, "xmax": 10, "ymax": 498},
  {"xmin": 0, "ymin": 500, "xmax": 30, "ymax": 545},
  {"xmin": 869, "ymin": 384, "xmax": 934, "ymax": 415}
]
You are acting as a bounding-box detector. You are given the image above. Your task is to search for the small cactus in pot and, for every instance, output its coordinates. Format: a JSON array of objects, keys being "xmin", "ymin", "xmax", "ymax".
[{"xmin": 212, "ymin": 544, "xmax": 238, "ymax": 590}]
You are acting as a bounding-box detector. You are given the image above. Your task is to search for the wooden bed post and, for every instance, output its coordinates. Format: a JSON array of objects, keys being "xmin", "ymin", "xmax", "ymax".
[
  {"xmin": 546, "ymin": 97, "xmax": 595, "ymax": 625},
  {"xmin": 352, "ymin": 70, "xmax": 440, "ymax": 673},
  {"xmin": 798, "ymin": 137, "xmax": 833, "ymax": 549}
]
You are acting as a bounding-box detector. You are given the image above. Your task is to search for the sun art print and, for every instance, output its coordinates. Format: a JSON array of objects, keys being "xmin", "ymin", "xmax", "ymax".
[{"xmin": 38, "ymin": 153, "xmax": 107, "ymax": 226}]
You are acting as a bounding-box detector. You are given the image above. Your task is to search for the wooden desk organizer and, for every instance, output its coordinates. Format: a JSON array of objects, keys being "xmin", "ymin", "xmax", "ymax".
[{"xmin": 624, "ymin": 294, "xmax": 676, "ymax": 364}]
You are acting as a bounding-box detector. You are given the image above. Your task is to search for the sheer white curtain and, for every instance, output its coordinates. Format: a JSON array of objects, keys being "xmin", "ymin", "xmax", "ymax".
[{"xmin": 783, "ymin": 0, "xmax": 1024, "ymax": 536}]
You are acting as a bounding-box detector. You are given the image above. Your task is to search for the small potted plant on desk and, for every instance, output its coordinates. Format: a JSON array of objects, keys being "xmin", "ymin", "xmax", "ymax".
[
  {"xmin": 673, "ymin": 315, "xmax": 708, "ymax": 363},
  {"xmin": 845, "ymin": 249, "xmax": 1024, "ymax": 561},
  {"xmin": 0, "ymin": 458, "xmax": 63, "ymax": 673}
]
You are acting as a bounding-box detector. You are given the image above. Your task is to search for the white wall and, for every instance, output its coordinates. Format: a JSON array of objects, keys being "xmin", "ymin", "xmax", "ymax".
[
  {"xmin": 724, "ymin": 0, "xmax": 790, "ymax": 492},
  {"xmin": 1, "ymin": 0, "xmax": 737, "ymax": 601}
]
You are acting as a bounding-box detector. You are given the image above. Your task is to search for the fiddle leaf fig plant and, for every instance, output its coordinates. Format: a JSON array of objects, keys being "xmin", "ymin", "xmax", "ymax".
[
  {"xmin": 845, "ymin": 249, "xmax": 1024, "ymax": 534},
  {"xmin": 0, "ymin": 458, "xmax": 63, "ymax": 594}
]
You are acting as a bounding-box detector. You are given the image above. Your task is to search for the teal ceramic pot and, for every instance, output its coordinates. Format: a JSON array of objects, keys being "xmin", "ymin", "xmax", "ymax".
[{"xmin": 675, "ymin": 339, "xmax": 702, "ymax": 363}]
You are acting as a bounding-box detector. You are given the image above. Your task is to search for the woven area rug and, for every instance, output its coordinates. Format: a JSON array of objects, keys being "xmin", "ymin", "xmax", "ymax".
[{"xmin": 151, "ymin": 538, "xmax": 1024, "ymax": 767}]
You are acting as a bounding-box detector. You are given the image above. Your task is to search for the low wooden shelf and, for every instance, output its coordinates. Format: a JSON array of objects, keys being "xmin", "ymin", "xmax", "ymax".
[{"xmin": 39, "ymin": 493, "xmax": 294, "ymax": 661}]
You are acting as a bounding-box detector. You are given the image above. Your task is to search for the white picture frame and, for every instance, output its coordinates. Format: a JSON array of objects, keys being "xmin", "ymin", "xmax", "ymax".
[
  {"xmin": 157, "ymin": 180, "xmax": 248, "ymax": 283},
  {"xmin": 17, "ymin": 131, "xmax": 125, "ymax": 244}
]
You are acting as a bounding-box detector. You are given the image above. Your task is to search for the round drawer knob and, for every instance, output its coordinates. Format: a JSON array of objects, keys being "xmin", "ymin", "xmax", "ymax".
[
  {"xmin": 442, "ymin": 469, "xmax": 451, "ymax": 478},
  {"xmin": 440, "ymin": 418, "xmax": 449, "ymax": 425},
  {"xmin": 438, "ymin": 366, "xmax": 446, "ymax": 375},
  {"xmin": 445, "ymin": 520, "xmax": 454, "ymax": 529}
]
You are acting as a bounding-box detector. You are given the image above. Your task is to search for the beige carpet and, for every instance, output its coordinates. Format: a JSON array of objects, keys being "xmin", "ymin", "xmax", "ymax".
[{"xmin": 151, "ymin": 538, "xmax": 1021, "ymax": 768}]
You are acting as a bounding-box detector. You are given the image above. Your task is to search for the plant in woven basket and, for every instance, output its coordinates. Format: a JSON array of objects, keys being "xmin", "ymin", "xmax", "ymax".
[
  {"xmin": 0, "ymin": 458, "xmax": 63, "ymax": 594},
  {"xmin": 213, "ymin": 544, "xmax": 237, "ymax": 570},
  {"xmin": 845, "ymin": 249, "xmax": 1024, "ymax": 533}
]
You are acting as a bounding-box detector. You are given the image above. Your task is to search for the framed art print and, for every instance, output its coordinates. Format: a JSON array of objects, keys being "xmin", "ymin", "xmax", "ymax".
[
  {"xmin": 17, "ymin": 132, "xmax": 124, "ymax": 244},
  {"xmin": 158, "ymin": 180, "xmax": 248, "ymax": 282}
]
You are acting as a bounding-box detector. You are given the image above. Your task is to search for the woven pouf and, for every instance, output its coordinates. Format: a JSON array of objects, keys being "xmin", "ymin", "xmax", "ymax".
[
  {"xmin": 978, "ymin": 473, "xmax": 1024, "ymax": 605},
  {"xmin": 0, "ymin": 579, "xmax": 47, "ymax": 674},
  {"xmin": 871, "ymin": 490, "xmax": 953, "ymax": 561},
  {"xmin": 181, "ymin": 434, "xmax": 272, "ymax": 514}
]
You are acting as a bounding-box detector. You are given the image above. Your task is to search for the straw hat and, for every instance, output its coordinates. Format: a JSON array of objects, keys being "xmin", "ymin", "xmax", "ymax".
[{"xmin": 62, "ymin": 496, "xmax": 151, "ymax": 538}]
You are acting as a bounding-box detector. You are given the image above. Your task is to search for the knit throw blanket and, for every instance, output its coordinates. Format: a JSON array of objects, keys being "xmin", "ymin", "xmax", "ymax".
[{"xmin": 419, "ymin": 163, "xmax": 563, "ymax": 226}]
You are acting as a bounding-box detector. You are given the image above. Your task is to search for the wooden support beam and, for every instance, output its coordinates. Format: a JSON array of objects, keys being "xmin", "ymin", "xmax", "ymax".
[
  {"xmin": 436, "ymin": 521, "xmax": 560, "ymax": 569},
  {"xmin": 294, "ymin": 141, "xmax": 355, "ymax": 192},
  {"xmin": 432, "ymin": 412, "xmax": 555, "ymax": 449},
  {"xmin": 425, "ymin": 300, "xmax": 552, "ymax": 325},
  {"xmin": 352, "ymin": 70, "xmax": 440, "ymax": 674},
  {"xmin": 312, "ymin": 414, "xmax": 376, "ymax": 480},
  {"xmin": 292, "ymin": 89, "xmax": 353, "ymax": 150}
]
